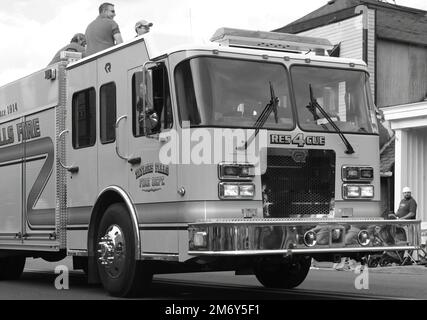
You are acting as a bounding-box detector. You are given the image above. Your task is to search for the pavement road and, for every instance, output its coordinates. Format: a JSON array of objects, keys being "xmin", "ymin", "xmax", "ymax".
[{"xmin": 1, "ymin": 257, "xmax": 426, "ymax": 300}]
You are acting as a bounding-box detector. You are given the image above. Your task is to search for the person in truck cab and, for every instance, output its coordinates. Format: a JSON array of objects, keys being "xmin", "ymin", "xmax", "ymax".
[{"xmin": 136, "ymin": 82, "xmax": 159, "ymax": 135}]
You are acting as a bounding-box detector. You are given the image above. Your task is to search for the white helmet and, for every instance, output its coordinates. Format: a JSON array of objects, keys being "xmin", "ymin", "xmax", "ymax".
[{"xmin": 402, "ymin": 186, "xmax": 411, "ymax": 193}]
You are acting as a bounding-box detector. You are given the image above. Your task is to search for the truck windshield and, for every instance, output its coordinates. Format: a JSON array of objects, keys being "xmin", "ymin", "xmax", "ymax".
[
  {"xmin": 291, "ymin": 66, "xmax": 376, "ymax": 134},
  {"xmin": 175, "ymin": 57, "xmax": 293, "ymax": 129}
]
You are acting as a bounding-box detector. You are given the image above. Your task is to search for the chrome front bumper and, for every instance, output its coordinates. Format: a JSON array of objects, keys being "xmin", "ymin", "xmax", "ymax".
[{"xmin": 188, "ymin": 218, "xmax": 421, "ymax": 256}]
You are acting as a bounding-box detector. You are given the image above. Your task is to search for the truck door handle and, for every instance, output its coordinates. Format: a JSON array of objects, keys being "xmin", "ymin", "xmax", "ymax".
[
  {"xmin": 128, "ymin": 157, "xmax": 142, "ymax": 165},
  {"xmin": 115, "ymin": 116, "xmax": 141, "ymax": 166},
  {"xmin": 58, "ymin": 130, "xmax": 79, "ymax": 174},
  {"xmin": 115, "ymin": 115, "xmax": 128, "ymax": 160}
]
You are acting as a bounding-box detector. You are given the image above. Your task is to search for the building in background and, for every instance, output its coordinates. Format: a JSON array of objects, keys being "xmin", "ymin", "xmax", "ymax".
[{"xmin": 275, "ymin": 0, "xmax": 427, "ymax": 222}]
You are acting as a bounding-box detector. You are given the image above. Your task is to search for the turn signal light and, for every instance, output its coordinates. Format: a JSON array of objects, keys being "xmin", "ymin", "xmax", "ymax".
[
  {"xmin": 342, "ymin": 166, "xmax": 374, "ymax": 181},
  {"xmin": 193, "ymin": 231, "xmax": 207, "ymax": 248},
  {"xmin": 219, "ymin": 163, "xmax": 255, "ymax": 180}
]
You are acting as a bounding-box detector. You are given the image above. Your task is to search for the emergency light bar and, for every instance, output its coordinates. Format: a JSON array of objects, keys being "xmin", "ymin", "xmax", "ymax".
[{"xmin": 210, "ymin": 27, "xmax": 334, "ymax": 55}]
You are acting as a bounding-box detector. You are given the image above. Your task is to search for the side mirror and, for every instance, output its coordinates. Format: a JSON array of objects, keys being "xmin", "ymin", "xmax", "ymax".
[{"xmin": 141, "ymin": 61, "xmax": 166, "ymax": 135}]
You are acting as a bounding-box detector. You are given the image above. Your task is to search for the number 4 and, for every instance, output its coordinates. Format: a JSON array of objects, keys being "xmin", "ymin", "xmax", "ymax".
[{"xmin": 292, "ymin": 133, "xmax": 305, "ymax": 147}]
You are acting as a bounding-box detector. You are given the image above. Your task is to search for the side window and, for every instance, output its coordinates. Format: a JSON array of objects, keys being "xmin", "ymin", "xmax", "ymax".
[
  {"xmin": 175, "ymin": 60, "xmax": 200, "ymax": 125},
  {"xmin": 132, "ymin": 64, "xmax": 173, "ymax": 137},
  {"xmin": 132, "ymin": 72, "xmax": 145, "ymax": 137},
  {"xmin": 72, "ymin": 88, "xmax": 96, "ymax": 149},
  {"xmin": 100, "ymin": 82, "xmax": 117, "ymax": 144}
]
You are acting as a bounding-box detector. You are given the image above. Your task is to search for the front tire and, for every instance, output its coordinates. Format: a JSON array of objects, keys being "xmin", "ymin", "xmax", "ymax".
[
  {"xmin": 97, "ymin": 203, "xmax": 152, "ymax": 297},
  {"xmin": 254, "ymin": 255, "xmax": 311, "ymax": 289},
  {"xmin": 0, "ymin": 256, "xmax": 26, "ymax": 280}
]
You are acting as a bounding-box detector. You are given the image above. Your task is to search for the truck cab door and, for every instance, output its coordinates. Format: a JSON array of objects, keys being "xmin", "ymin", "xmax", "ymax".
[{"xmin": 128, "ymin": 62, "xmax": 179, "ymax": 223}]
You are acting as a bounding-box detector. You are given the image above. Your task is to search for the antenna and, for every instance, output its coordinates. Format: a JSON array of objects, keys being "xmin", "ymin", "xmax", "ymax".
[{"xmin": 189, "ymin": 8, "xmax": 193, "ymax": 38}]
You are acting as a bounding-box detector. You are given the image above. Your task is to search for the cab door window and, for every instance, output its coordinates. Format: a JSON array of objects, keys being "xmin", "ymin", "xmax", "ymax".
[{"xmin": 132, "ymin": 64, "xmax": 173, "ymax": 137}]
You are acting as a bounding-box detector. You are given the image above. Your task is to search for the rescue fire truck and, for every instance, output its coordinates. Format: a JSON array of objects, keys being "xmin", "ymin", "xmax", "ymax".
[{"xmin": 0, "ymin": 28, "xmax": 420, "ymax": 297}]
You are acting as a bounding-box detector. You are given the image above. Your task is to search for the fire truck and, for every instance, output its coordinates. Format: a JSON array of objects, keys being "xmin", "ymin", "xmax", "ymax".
[{"xmin": 0, "ymin": 28, "xmax": 420, "ymax": 297}]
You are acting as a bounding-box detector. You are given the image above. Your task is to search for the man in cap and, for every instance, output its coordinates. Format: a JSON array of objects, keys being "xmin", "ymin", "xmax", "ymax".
[
  {"xmin": 48, "ymin": 33, "xmax": 87, "ymax": 66},
  {"xmin": 135, "ymin": 20, "xmax": 153, "ymax": 36},
  {"xmin": 85, "ymin": 3, "xmax": 123, "ymax": 56},
  {"xmin": 391, "ymin": 187, "xmax": 417, "ymax": 220}
]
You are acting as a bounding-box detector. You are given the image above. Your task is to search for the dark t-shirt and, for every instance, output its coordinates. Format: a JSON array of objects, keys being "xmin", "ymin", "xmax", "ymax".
[
  {"xmin": 48, "ymin": 42, "xmax": 86, "ymax": 65},
  {"xmin": 396, "ymin": 197, "xmax": 417, "ymax": 219},
  {"xmin": 85, "ymin": 16, "xmax": 120, "ymax": 56}
]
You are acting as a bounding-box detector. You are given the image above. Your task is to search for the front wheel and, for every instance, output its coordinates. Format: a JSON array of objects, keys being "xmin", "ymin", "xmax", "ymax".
[
  {"xmin": 97, "ymin": 203, "xmax": 152, "ymax": 297},
  {"xmin": 0, "ymin": 256, "xmax": 26, "ymax": 280},
  {"xmin": 254, "ymin": 255, "xmax": 311, "ymax": 289}
]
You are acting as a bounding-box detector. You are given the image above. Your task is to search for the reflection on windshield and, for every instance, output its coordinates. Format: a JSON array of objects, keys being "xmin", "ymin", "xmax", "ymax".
[
  {"xmin": 292, "ymin": 66, "xmax": 376, "ymax": 134},
  {"xmin": 175, "ymin": 57, "xmax": 293, "ymax": 129}
]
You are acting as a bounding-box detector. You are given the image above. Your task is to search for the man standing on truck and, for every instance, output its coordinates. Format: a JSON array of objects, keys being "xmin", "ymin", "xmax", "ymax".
[
  {"xmin": 85, "ymin": 2, "xmax": 123, "ymax": 56},
  {"xmin": 135, "ymin": 19, "xmax": 153, "ymax": 36},
  {"xmin": 48, "ymin": 33, "xmax": 86, "ymax": 65}
]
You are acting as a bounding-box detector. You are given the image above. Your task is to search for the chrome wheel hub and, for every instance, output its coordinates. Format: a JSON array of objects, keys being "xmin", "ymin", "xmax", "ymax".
[{"xmin": 98, "ymin": 225, "xmax": 126, "ymax": 278}]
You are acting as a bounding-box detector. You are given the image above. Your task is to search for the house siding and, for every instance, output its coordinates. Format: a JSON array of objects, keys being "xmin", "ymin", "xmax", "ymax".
[
  {"xmin": 377, "ymin": 40, "xmax": 427, "ymax": 108},
  {"xmin": 395, "ymin": 128, "xmax": 427, "ymax": 222},
  {"xmin": 367, "ymin": 8, "xmax": 376, "ymax": 98},
  {"xmin": 296, "ymin": 12, "xmax": 376, "ymax": 98}
]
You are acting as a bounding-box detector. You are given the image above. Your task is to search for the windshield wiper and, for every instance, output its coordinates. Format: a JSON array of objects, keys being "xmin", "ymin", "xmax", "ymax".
[
  {"xmin": 307, "ymin": 84, "xmax": 355, "ymax": 154},
  {"xmin": 240, "ymin": 82, "xmax": 279, "ymax": 150}
]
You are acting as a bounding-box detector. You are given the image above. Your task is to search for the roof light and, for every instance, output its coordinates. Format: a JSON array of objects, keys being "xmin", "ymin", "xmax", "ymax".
[
  {"xmin": 210, "ymin": 27, "xmax": 333, "ymax": 55},
  {"xmin": 60, "ymin": 51, "xmax": 83, "ymax": 63}
]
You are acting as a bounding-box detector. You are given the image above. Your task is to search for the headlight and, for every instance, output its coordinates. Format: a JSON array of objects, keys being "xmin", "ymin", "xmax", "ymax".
[
  {"xmin": 219, "ymin": 163, "xmax": 255, "ymax": 180},
  {"xmin": 219, "ymin": 183, "xmax": 255, "ymax": 199},
  {"xmin": 343, "ymin": 184, "xmax": 374, "ymax": 199},
  {"xmin": 360, "ymin": 185, "xmax": 374, "ymax": 198},
  {"xmin": 344, "ymin": 185, "xmax": 361, "ymax": 198},
  {"xmin": 239, "ymin": 184, "xmax": 255, "ymax": 197},
  {"xmin": 222, "ymin": 184, "xmax": 239, "ymax": 197}
]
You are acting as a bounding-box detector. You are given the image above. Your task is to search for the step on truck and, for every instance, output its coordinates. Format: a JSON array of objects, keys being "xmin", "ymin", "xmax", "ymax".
[{"xmin": 0, "ymin": 28, "xmax": 420, "ymax": 297}]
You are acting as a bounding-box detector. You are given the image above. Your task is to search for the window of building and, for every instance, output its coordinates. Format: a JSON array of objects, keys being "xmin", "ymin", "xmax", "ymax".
[{"xmin": 72, "ymin": 88, "xmax": 96, "ymax": 149}]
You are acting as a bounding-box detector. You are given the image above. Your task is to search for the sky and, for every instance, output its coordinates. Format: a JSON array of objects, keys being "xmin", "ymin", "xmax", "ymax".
[{"xmin": 0, "ymin": 0, "xmax": 426, "ymax": 87}]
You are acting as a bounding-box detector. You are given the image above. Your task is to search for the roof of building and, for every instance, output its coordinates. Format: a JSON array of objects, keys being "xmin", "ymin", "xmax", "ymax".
[
  {"xmin": 380, "ymin": 135, "xmax": 395, "ymax": 173},
  {"xmin": 275, "ymin": 0, "xmax": 427, "ymax": 47}
]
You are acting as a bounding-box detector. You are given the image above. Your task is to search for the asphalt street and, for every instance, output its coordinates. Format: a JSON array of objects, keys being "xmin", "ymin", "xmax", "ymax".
[{"xmin": 0, "ymin": 257, "xmax": 425, "ymax": 300}]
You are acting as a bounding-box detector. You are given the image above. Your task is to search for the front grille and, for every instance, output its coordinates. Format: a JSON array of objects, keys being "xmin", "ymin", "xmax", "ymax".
[{"xmin": 262, "ymin": 149, "xmax": 335, "ymax": 217}]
